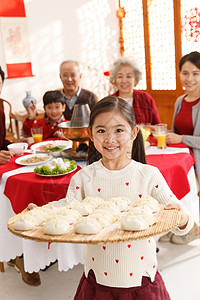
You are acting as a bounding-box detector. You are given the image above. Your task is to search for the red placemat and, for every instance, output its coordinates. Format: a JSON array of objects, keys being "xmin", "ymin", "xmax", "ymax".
[{"xmin": 147, "ymin": 152, "xmax": 195, "ymax": 200}]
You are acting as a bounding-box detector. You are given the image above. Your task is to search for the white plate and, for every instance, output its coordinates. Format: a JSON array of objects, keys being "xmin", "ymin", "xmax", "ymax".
[
  {"xmin": 15, "ymin": 154, "xmax": 53, "ymax": 166},
  {"xmin": 35, "ymin": 166, "xmax": 77, "ymax": 177},
  {"xmin": 30, "ymin": 140, "xmax": 72, "ymax": 153}
]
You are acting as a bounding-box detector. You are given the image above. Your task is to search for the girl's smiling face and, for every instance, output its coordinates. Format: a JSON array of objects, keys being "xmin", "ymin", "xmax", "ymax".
[{"xmin": 90, "ymin": 110, "xmax": 138, "ymax": 168}]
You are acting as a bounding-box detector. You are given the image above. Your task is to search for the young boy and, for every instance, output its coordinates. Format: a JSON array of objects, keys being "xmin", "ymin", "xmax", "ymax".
[{"xmin": 22, "ymin": 90, "xmax": 67, "ymax": 140}]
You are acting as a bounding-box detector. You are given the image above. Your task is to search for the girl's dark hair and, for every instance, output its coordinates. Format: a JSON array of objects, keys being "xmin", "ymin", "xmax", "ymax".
[
  {"xmin": 0, "ymin": 66, "xmax": 5, "ymax": 82},
  {"xmin": 88, "ymin": 96, "xmax": 146, "ymax": 165},
  {"xmin": 179, "ymin": 51, "xmax": 200, "ymax": 71},
  {"xmin": 43, "ymin": 90, "xmax": 65, "ymax": 106}
]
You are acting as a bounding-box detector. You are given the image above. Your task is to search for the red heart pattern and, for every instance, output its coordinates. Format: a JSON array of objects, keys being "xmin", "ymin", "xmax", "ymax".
[
  {"xmin": 115, "ymin": 259, "xmax": 119, "ymax": 264},
  {"xmin": 125, "ymin": 182, "xmax": 129, "ymax": 186},
  {"xmin": 155, "ymin": 185, "xmax": 158, "ymax": 188},
  {"xmin": 104, "ymin": 272, "xmax": 107, "ymax": 276},
  {"xmin": 98, "ymin": 188, "xmax": 101, "ymax": 192},
  {"xmin": 127, "ymin": 244, "xmax": 131, "ymax": 248},
  {"xmin": 129, "ymin": 273, "xmax": 133, "ymax": 276},
  {"xmin": 102, "ymin": 246, "xmax": 106, "ymax": 250},
  {"xmin": 92, "ymin": 257, "xmax": 94, "ymax": 261},
  {"xmin": 138, "ymin": 194, "xmax": 142, "ymax": 198},
  {"xmin": 76, "ymin": 186, "xmax": 79, "ymax": 190},
  {"xmin": 141, "ymin": 256, "xmax": 144, "ymax": 260}
]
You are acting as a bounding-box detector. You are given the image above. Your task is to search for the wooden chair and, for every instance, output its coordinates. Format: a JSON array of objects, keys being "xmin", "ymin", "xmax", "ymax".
[
  {"xmin": 0, "ymin": 262, "xmax": 4, "ymax": 272},
  {"xmin": 0, "ymin": 98, "xmax": 20, "ymax": 141}
]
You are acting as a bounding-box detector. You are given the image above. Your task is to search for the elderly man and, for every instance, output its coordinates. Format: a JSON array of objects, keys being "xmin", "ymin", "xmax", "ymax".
[{"xmin": 59, "ymin": 60, "xmax": 98, "ymax": 119}]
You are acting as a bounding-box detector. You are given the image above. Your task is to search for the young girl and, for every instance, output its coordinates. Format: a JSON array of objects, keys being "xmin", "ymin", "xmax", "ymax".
[{"xmin": 66, "ymin": 96, "xmax": 193, "ymax": 299}]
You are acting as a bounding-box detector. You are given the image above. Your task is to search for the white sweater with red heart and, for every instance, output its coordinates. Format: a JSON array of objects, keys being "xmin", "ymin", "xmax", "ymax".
[{"xmin": 67, "ymin": 159, "xmax": 193, "ymax": 287}]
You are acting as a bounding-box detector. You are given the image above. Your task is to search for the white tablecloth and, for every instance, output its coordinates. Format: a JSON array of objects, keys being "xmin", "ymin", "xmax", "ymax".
[{"xmin": 0, "ymin": 147, "xmax": 199, "ymax": 272}]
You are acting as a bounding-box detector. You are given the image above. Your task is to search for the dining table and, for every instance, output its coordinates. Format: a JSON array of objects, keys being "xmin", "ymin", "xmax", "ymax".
[{"xmin": 0, "ymin": 142, "xmax": 198, "ymax": 273}]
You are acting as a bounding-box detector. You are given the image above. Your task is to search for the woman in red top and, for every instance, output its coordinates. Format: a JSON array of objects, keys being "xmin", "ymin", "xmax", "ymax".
[
  {"xmin": 109, "ymin": 57, "xmax": 161, "ymax": 125},
  {"xmin": 159, "ymin": 51, "xmax": 200, "ymax": 245}
]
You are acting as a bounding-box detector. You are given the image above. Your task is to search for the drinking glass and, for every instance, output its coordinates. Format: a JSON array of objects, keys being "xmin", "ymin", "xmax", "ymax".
[
  {"xmin": 31, "ymin": 127, "xmax": 43, "ymax": 143},
  {"xmin": 155, "ymin": 123, "xmax": 167, "ymax": 149}
]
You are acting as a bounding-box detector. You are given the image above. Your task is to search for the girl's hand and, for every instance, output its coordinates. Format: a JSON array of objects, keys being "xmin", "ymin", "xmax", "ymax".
[
  {"xmin": 164, "ymin": 203, "xmax": 189, "ymax": 229},
  {"xmin": 166, "ymin": 132, "xmax": 183, "ymax": 144},
  {"xmin": 27, "ymin": 203, "xmax": 38, "ymax": 210},
  {"xmin": 0, "ymin": 150, "xmax": 13, "ymax": 164},
  {"xmin": 27, "ymin": 103, "xmax": 37, "ymax": 120}
]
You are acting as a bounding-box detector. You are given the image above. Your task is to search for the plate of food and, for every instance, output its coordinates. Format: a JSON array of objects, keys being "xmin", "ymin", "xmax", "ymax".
[
  {"xmin": 30, "ymin": 140, "xmax": 72, "ymax": 156},
  {"xmin": 15, "ymin": 154, "xmax": 53, "ymax": 166},
  {"xmin": 34, "ymin": 158, "xmax": 77, "ymax": 176}
]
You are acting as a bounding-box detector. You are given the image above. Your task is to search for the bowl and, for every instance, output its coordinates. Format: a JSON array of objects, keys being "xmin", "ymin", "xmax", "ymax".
[{"xmin": 7, "ymin": 142, "xmax": 28, "ymax": 156}]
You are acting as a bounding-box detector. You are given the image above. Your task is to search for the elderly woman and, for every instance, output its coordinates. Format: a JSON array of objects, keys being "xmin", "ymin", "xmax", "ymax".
[{"xmin": 109, "ymin": 57, "xmax": 161, "ymax": 125}]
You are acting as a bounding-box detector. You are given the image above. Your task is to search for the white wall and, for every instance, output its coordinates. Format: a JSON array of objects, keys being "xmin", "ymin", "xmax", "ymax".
[{"xmin": 0, "ymin": 0, "xmax": 119, "ymax": 113}]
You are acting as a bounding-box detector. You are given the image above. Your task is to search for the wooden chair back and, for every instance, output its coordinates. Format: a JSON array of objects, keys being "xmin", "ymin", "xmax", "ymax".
[{"xmin": 0, "ymin": 98, "xmax": 19, "ymax": 141}]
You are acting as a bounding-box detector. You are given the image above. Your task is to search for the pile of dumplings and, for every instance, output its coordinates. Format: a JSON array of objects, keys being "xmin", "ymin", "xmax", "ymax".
[
  {"xmin": 14, "ymin": 196, "xmax": 160, "ymax": 236},
  {"xmin": 120, "ymin": 196, "xmax": 159, "ymax": 231}
]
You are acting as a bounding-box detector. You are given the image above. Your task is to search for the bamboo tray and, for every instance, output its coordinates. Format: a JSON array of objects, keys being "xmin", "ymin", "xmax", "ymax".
[{"xmin": 8, "ymin": 208, "xmax": 181, "ymax": 244}]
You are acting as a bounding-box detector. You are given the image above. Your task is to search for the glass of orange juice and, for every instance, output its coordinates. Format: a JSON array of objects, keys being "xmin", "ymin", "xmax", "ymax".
[
  {"xmin": 31, "ymin": 127, "xmax": 43, "ymax": 143},
  {"xmin": 155, "ymin": 123, "xmax": 167, "ymax": 149}
]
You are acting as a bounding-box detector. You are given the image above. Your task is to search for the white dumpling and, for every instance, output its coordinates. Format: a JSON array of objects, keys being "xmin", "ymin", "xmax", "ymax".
[
  {"xmin": 14, "ymin": 214, "xmax": 39, "ymax": 231},
  {"xmin": 121, "ymin": 215, "xmax": 150, "ymax": 231},
  {"xmin": 87, "ymin": 215, "xmax": 111, "ymax": 228},
  {"xmin": 64, "ymin": 161, "xmax": 70, "ymax": 168},
  {"xmin": 121, "ymin": 213, "xmax": 157, "ymax": 231},
  {"xmin": 135, "ymin": 196, "xmax": 160, "ymax": 212},
  {"xmin": 71, "ymin": 202, "xmax": 94, "ymax": 216},
  {"xmin": 44, "ymin": 218, "xmax": 71, "ymax": 235},
  {"xmin": 74, "ymin": 217, "xmax": 102, "ymax": 234},
  {"xmin": 50, "ymin": 198, "xmax": 69, "ymax": 207},
  {"xmin": 107, "ymin": 197, "xmax": 129, "ymax": 212},
  {"xmin": 97, "ymin": 201, "xmax": 121, "ymax": 214},
  {"xmin": 90, "ymin": 210, "xmax": 119, "ymax": 223},
  {"xmin": 27, "ymin": 210, "xmax": 47, "ymax": 224},
  {"xmin": 82, "ymin": 197, "xmax": 104, "ymax": 208},
  {"xmin": 118, "ymin": 197, "xmax": 131, "ymax": 205},
  {"xmin": 127, "ymin": 206, "xmax": 153, "ymax": 216}
]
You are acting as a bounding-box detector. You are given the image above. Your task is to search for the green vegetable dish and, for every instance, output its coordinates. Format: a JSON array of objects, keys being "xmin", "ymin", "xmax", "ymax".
[
  {"xmin": 34, "ymin": 159, "xmax": 76, "ymax": 175},
  {"xmin": 44, "ymin": 145, "xmax": 65, "ymax": 152}
]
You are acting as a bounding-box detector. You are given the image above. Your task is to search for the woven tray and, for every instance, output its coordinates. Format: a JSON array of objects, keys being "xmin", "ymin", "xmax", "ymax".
[{"xmin": 8, "ymin": 208, "xmax": 181, "ymax": 244}]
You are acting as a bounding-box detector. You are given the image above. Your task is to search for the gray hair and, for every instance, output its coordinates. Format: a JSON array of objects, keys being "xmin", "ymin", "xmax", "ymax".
[
  {"xmin": 109, "ymin": 57, "xmax": 142, "ymax": 86},
  {"xmin": 59, "ymin": 60, "xmax": 81, "ymax": 73}
]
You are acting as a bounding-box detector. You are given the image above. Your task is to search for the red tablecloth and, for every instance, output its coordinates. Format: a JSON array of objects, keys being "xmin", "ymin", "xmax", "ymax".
[
  {"xmin": 1, "ymin": 156, "xmax": 81, "ymax": 213},
  {"xmin": 147, "ymin": 152, "xmax": 195, "ymax": 200},
  {"xmin": 0, "ymin": 144, "xmax": 195, "ymax": 213},
  {"xmin": 0, "ymin": 155, "xmax": 28, "ymax": 178}
]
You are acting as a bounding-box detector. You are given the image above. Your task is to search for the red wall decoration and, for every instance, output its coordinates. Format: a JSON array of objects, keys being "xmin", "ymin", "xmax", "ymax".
[{"xmin": 0, "ymin": 0, "xmax": 33, "ymax": 78}]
